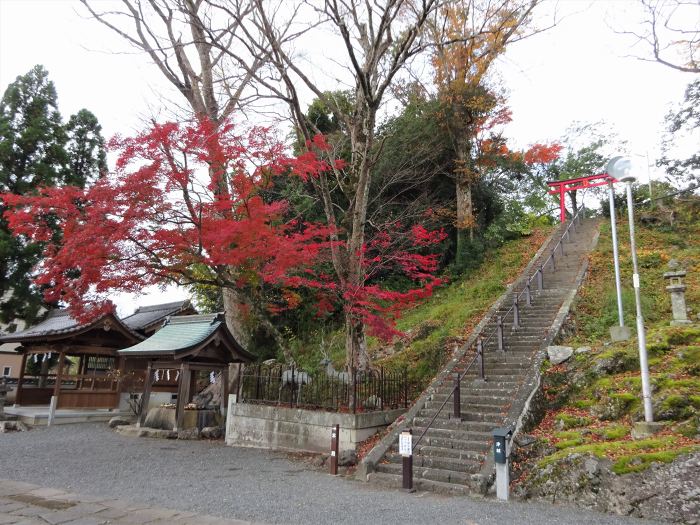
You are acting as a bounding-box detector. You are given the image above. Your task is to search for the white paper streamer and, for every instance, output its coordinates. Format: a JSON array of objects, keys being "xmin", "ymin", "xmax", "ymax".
[
  {"xmin": 166, "ymin": 369, "xmax": 171, "ymax": 381},
  {"xmin": 175, "ymin": 370, "xmax": 180, "ymax": 381},
  {"xmin": 33, "ymin": 354, "xmax": 38, "ymax": 363},
  {"xmin": 154, "ymin": 370, "xmax": 160, "ymax": 382},
  {"xmin": 209, "ymin": 371, "xmax": 216, "ymax": 384}
]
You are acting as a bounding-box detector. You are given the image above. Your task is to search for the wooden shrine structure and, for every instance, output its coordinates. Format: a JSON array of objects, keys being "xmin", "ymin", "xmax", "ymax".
[
  {"xmin": 0, "ymin": 310, "xmax": 143, "ymax": 409},
  {"xmin": 0, "ymin": 301, "xmax": 195, "ymax": 412},
  {"xmin": 118, "ymin": 313, "xmax": 253, "ymax": 431}
]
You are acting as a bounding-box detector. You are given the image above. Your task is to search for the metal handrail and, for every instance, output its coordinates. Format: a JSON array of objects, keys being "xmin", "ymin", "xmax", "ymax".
[{"xmin": 412, "ymin": 206, "xmax": 586, "ymax": 451}]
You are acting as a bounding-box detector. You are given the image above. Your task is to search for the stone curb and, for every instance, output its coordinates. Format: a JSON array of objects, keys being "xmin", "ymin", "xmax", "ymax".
[{"xmin": 0, "ymin": 478, "xmax": 258, "ymax": 525}]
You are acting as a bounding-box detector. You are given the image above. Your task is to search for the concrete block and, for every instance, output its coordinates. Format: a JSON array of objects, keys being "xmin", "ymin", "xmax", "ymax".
[
  {"xmin": 631, "ymin": 421, "xmax": 665, "ymax": 440},
  {"xmin": 609, "ymin": 325, "xmax": 631, "ymax": 342}
]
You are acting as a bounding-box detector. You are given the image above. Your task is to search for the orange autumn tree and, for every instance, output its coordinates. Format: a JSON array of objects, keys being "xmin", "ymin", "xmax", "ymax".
[{"xmin": 428, "ymin": 0, "xmax": 546, "ymax": 266}]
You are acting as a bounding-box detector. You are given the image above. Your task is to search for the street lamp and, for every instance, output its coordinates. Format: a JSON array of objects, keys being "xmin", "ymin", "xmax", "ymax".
[
  {"xmin": 607, "ymin": 156, "xmax": 654, "ymax": 423},
  {"xmin": 605, "ymin": 158, "xmax": 627, "ymax": 341}
]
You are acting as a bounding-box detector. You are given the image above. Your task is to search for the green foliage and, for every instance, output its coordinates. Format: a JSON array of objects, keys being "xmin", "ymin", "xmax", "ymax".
[
  {"xmin": 659, "ymin": 79, "xmax": 699, "ymax": 186},
  {"xmin": 64, "ymin": 109, "xmax": 107, "ymax": 186},
  {"xmin": 555, "ymin": 413, "xmax": 592, "ymax": 430},
  {"xmin": 529, "ymin": 198, "xmax": 700, "ymax": 479},
  {"xmin": 612, "ymin": 447, "xmax": 698, "ymax": 474},
  {"xmin": 0, "ymin": 65, "xmax": 107, "ymax": 326}
]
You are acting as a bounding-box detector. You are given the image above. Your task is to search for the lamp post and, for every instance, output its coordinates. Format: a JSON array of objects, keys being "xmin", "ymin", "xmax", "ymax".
[
  {"xmin": 608, "ymin": 156, "xmax": 654, "ymax": 423},
  {"xmin": 605, "ymin": 159, "xmax": 630, "ymax": 342}
]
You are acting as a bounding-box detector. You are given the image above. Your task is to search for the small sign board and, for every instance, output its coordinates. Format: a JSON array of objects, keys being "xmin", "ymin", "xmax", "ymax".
[{"xmin": 399, "ymin": 431, "xmax": 412, "ymax": 457}]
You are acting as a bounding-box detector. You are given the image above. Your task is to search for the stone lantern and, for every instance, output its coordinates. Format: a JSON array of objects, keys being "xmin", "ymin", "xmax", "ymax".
[{"xmin": 664, "ymin": 259, "xmax": 692, "ymax": 325}]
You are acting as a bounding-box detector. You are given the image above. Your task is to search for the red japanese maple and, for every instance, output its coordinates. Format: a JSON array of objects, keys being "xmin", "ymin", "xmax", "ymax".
[{"xmin": 2, "ymin": 118, "xmax": 444, "ymax": 343}]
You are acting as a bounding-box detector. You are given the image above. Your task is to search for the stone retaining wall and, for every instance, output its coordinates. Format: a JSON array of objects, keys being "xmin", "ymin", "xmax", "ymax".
[{"xmin": 225, "ymin": 397, "xmax": 405, "ymax": 453}]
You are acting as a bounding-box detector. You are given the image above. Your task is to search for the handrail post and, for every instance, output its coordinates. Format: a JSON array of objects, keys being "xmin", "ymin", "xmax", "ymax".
[
  {"xmin": 565, "ymin": 229, "xmax": 570, "ymax": 243},
  {"xmin": 560, "ymin": 240, "xmax": 565, "ymax": 256},
  {"xmin": 452, "ymin": 373, "xmax": 461, "ymax": 421},
  {"xmin": 551, "ymin": 250, "xmax": 556, "ymax": 271},
  {"xmin": 477, "ymin": 338, "xmax": 485, "ymax": 380},
  {"xmin": 537, "ymin": 266, "xmax": 544, "ymax": 290},
  {"xmin": 497, "ymin": 316, "xmax": 504, "ymax": 352},
  {"xmin": 525, "ymin": 282, "xmax": 532, "ymax": 307},
  {"xmin": 512, "ymin": 297, "xmax": 520, "ymax": 329}
]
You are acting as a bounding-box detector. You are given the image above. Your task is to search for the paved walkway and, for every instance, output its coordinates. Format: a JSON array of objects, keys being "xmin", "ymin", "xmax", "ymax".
[
  {"xmin": 0, "ymin": 424, "xmax": 660, "ymax": 524},
  {"xmin": 0, "ymin": 479, "xmax": 253, "ymax": 525}
]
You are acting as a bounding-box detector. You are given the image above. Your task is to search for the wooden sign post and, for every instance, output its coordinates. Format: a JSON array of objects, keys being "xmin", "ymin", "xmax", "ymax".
[{"xmin": 329, "ymin": 424, "xmax": 339, "ymax": 475}]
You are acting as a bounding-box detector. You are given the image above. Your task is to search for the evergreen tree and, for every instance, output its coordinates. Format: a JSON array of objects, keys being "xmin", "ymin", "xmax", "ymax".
[
  {"xmin": 65, "ymin": 109, "xmax": 107, "ymax": 186},
  {"xmin": 0, "ymin": 65, "xmax": 106, "ymax": 327}
]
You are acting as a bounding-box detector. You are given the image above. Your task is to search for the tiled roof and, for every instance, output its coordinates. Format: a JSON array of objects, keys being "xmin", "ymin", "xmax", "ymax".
[
  {"xmin": 0, "ymin": 310, "xmax": 81, "ymax": 341},
  {"xmin": 119, "ymin": 314, "xmax": 230, "ymax": 355},
  {"xmin": 121, "ymin": 300, "xmax": 193, "ymax": 331}
]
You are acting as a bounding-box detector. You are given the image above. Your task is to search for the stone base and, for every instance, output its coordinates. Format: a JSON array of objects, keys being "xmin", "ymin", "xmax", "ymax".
[
  {"xmin": 609, "ymin": 325, "xmax": 631, "ymax": 342},
  {"xmin": 631, "ymin": 421, "xmax": 665, "ymax": 440},
  {"xmin": 670, "ymin": 320, "xmax": 692, "ymax": 326}
]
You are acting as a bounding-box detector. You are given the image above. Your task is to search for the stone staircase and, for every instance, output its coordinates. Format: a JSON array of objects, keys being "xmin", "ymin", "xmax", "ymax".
[{"xmin": 362, "ymin": 216, "xmax": 600, "ymax": 495}]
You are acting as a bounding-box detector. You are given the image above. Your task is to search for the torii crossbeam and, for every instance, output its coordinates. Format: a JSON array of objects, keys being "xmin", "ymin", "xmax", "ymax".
[{"xmin": 547, "ymin": 173, "xmax": 616, "ymax": 222}]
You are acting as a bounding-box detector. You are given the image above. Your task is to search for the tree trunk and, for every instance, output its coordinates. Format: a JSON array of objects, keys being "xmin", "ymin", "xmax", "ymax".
[
  {"xmin": 38, "ymin": 357, "xmax": 50, "ymax": 388},
  {"xmin": 222, "ymin": 288, "xmax": 250, "ymax": 350},
  {"xmin": 455, "ymin": 140, "xmax": 474, "ymax": 267},
  {"xmin": 569, "ymin": 190, "xmax": 578, "ymax": 218},
  {"xmin": 342, "ymin": 104, "xmax": 375, "ymax": 375}
]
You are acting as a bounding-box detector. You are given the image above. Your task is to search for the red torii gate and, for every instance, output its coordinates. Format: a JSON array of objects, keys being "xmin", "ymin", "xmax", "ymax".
[{"xmin": 547, "ymin": 173, "xmax": 616, "ymax": 222}]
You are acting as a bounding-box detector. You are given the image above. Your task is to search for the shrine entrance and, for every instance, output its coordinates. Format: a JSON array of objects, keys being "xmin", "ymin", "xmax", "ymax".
[{"xmin": 547, "ymin": 174, "xmax": 616, "ymax": 222}]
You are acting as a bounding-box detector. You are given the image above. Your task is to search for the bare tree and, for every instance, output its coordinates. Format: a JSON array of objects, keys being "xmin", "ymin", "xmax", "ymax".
[
  {"xmin": 227, "ymin": 0, "xmax": 445, "ymax": 374},
  {"xmin": 621, "ymin": 0, "xmax": 699, "ymax": 73}
]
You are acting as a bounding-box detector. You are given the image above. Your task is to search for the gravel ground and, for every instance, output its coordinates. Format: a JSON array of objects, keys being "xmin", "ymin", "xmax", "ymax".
[{"xmin": 0, "ymin": 424, "xmax": 661, "ymax": 525}]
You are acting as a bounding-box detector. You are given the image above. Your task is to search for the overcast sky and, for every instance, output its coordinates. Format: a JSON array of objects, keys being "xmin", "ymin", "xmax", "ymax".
[{"xmin": 0, "ymin": 0, "xmax": 696, "ymax": 315}]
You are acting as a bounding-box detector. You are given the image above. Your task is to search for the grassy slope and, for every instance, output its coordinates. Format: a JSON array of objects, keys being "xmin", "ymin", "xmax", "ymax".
[
  {"xmin": 528, "ymin": 199, "xmax": 700, "ymax": 475},
  {"xmin": 373, "ymin": 226, "xmax": 554, "ymax": 386},
  {"xmin": 290, "ymin": 226, "xmax": 554, "ymax": 389}
]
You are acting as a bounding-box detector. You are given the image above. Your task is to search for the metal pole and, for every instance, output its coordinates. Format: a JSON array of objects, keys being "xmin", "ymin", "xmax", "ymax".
[
  {"xmin": 512, "ymin": 297, "xmax": 520, "ymax": 329},
  {"xmin": 623, "ymin": 179, "xmax": 654, "ymax": 423},
  {"xmin": 550, "ymin": 250, "xmax": 556, "ymax": 271},
  {"xmin": 536, "ymin": 267, "xmax": 544, "ymax": 290},
  {"xmin": 452, "ymin": 373, "xmax": 461, "ymax": 420},
  {"xmin": 497, "ymin": 316, "xmax": 504, "ymax": 352},
  {"xmin": 477, "ymin": 338, "xmax": 485, "ymax": 380},
  {"xmin": 608, "ymin": 181, "xmax": 625, "ymax": 327},
  {"xmin": 525, "ymin": 282, "xmax": 532, "ymax": 307}
]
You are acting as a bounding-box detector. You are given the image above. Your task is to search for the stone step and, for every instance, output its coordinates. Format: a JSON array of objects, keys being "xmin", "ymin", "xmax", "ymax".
[
  {"xmin": 375, "ymin": 461, "xmax": 473, "ymax": 485},
  {"xmin": 435, "ymin": 378, "xmax": 522, "ymax": 390},
  {"xmin": 420, "ymin": 401, "xmax": 506, "ymax": 416},
  {"xmin": 414, "ymin": 412, "xmax": 508, "ymax": 431},
  {"xmin": 409, "ymin": 444, "xmax": 486, "ymax": 462},
  {"xmin": 366, "ymin": 471, "xmax": 472, "ymax": 496},
  {"xmin": 410, "ymin": 425, "xmax": 496, "ymax": 441},
  {"xmin": 385, "ymin": 451, "xmax": 482, "ymax": 473}
]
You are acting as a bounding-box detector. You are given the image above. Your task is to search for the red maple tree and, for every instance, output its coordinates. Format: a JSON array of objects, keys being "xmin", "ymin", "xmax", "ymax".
[{"xmin": 2, "ymin": 118, "xmax": 445, "ymax": 346}]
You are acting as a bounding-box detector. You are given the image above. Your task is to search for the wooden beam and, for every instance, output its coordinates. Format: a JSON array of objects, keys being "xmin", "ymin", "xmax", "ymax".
[
  {"xmin": 175, "ymin": 363, "xmax": 191, "ymax": 432},
  {"xmin": 137, "ymin": 362, "xmax": 153, "ymax": 428},
  {"xmin": 15, "ymin": 352, "xmax": 27, "ymax": 405},
  {"xmin": 52, "ymin": 351, "xmax": 66, "ymax": 408},
  {"xmin": 221, "ymin": 367, "xmax": 229, "ymax": 417}
]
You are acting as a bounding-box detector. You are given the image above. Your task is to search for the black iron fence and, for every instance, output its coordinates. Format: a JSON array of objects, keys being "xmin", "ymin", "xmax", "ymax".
[{"xmin": 239, "ymin": 363, "xmax": 414, "ymax": 412}]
